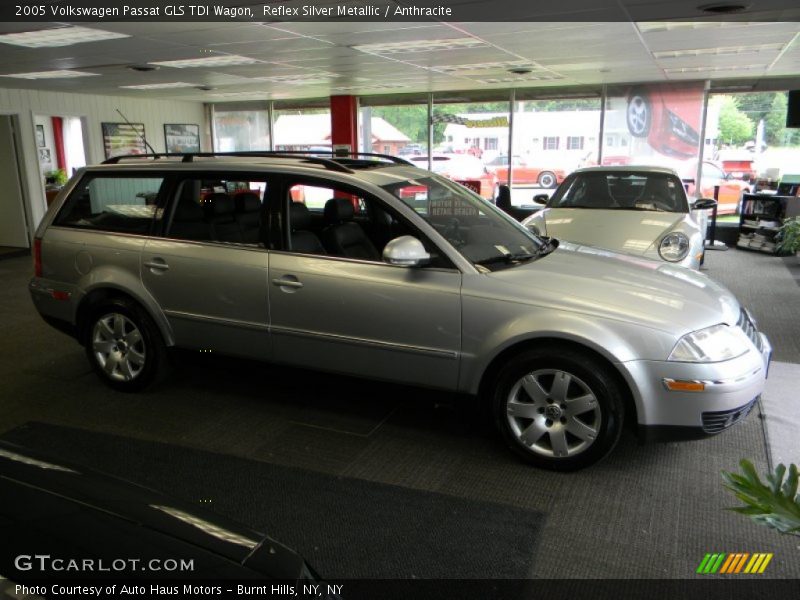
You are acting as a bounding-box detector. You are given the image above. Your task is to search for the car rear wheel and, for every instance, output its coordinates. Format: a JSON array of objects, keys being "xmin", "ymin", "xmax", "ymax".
[
  {"xmin": 491, "ymin": 346, "xmax": 624, "ymax": 470},
  {"xmin": 85, "ymin": 298, "xmax": 166, "ymax": 392},
  {"xmin": 626, "ymin": 89, "xmax": 651, "ymax": 138},
  {"xmin": 537, "ymin": 171, "xmax": 557, "ymax": 188}
]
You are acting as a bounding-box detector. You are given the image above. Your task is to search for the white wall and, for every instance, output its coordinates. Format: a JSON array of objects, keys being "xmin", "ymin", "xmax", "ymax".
[{"xmin": 0, "ymin": 87, "xmax": 207, "ymax": 240}]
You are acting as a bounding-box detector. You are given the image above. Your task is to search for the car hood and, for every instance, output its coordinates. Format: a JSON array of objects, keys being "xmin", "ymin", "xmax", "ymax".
[
  {"xmin": 537, "ymin": 208, "xmax": 684, "ymax": 255},
  {"xmin": 485, "ymin": 241, "xmax": 740, "ymax": 334}
]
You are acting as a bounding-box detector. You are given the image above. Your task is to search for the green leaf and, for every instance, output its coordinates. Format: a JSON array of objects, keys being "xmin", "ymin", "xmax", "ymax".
[{"xmin": 721, "ymin": 461, "xmax": 800, "ymax": 537}]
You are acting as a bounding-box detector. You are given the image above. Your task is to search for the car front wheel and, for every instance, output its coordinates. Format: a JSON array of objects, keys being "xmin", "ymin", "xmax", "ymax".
[
  {"xmin": 492, "ymin": 347, "xmax": 624, "ymax": 470},
  {"xmin": 85, "ymin": 298, "xmax": 166, "ymax": 392}
]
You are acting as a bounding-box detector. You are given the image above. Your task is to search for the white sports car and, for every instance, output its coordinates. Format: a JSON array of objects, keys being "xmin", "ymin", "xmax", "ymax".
[{"xmin": 522, "ymin": 166, "xmax": 717, "ymax": 270}]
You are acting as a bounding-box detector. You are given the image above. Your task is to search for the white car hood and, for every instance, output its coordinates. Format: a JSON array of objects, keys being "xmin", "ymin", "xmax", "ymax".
[
  {"xmin": 537, "ymin": 208, "xmax": 684, "ymax": 256},
  {"xmin": 485, "ymin": 241, "xmax": 740, "ymax": 334}
]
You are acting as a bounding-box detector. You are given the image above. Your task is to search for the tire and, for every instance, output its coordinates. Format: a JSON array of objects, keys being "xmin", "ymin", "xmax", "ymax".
[
  {"xmin": 537, "ymin": 171, "xmax": 557, "ymax": 189},
  {"xmin": 491, "ymin": 346, "xmax": 625, "ymax": 471},
  {"xmin": 84, "ymin": 298, "xmax": 167, "ymax": 392},
  {"xmin": 626, "ymin": 89, "xmax": 651, "ymax": 138}
]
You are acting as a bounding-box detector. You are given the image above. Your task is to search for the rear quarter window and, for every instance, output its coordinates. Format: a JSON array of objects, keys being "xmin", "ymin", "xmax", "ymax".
[{"xmin": 54, "ymin": 174, "xmax": 166, "ymax": 235}]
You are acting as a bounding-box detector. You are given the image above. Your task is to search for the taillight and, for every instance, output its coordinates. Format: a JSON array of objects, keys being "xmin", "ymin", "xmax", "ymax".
[{"xmin": 33, "ymin": 237, "xmax": 42, "ymax": 277}]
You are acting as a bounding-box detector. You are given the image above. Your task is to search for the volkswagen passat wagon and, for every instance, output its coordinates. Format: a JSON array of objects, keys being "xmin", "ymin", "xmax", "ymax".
[{"xmin": 30, "ymin": 152, "xmax": 771, "ymax": 470}]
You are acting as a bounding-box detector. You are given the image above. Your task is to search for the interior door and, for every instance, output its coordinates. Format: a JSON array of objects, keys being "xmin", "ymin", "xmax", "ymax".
[{"xmin": 0, "ymin": 116, "xmax": 30, "ymax": 248}]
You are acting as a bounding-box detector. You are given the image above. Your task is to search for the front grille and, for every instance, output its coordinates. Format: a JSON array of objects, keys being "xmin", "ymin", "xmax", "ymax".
[
  {"xmin": 701, "ymin": 397, "xmax": 758, "ymax": 434},
  {"xmin": 737, "ymin": 308, "xmax": 763, "ymax": 352}
]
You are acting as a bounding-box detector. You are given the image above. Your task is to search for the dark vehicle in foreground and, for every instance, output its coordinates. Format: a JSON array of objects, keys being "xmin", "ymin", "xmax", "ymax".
[{"xmin": 0, "ymin": 441, "xmax": 324, "ymax": 583}]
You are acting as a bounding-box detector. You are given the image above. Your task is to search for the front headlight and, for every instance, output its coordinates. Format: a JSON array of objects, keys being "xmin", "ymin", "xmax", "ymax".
[
  {"xmin": 659, "ymin": 232, "xmax": 689, "ymax": 262},
  {"xmin": 668, "ymin": 324, "xmax": 748, "ymax": 363}
]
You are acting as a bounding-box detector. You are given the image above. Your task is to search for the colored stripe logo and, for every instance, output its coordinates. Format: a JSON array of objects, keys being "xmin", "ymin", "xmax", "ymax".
[{"xmin": 696, "ymin": 553, "xmax": 773, "ymax": 574}]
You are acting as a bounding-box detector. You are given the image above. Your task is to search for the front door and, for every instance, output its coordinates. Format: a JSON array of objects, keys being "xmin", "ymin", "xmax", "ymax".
[{"xmin": 268, "ymin": 178, "xmax": 462, "ymax": 390}]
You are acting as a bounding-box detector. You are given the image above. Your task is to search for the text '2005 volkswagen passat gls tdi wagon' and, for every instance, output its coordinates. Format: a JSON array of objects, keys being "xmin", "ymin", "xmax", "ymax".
[{"xmin": 29, "ymin": 151, "xmax": 771, "ymax": 470}]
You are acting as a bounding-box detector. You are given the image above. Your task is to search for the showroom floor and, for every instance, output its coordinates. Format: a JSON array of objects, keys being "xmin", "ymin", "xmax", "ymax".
[{"xmin": 0, "ymin": 249, "xmax": 798, "ymax": 579}]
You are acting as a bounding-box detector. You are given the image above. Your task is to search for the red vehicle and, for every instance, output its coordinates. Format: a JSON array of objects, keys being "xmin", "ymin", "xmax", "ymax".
[
  {"xmin": 484, "ymin": 155, "xmax": 565, "ymax": 189},
  {"xmin": 409, "ymin": 154, "xmax": 497, "ymax": 199},
  {"xmin": 681, "ymin": 161, "xmax": 751, "ymax": 215},
  {"xmin": 627, "ymin": 85, "xmax": 702, "ymax": 159},
  {"xmin": 718, "ymin": 153, "xmax": 757, "ymax": 183}
]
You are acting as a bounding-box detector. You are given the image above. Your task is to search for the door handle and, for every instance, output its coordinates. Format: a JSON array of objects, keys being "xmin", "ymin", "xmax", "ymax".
[
  {"xmin": 271, "ymin": 277, "xmax": 303, "ymax": 289},
  {"xmin": 144, "ymin": 258, "xmax": 169, "ymax": 271}
]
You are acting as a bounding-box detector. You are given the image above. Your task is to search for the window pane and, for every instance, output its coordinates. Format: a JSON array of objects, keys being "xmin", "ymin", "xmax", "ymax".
[
  {"xmin": 360, "ymin": 104, "xmax": 429, "ymax": 158},
  {"xmin": 213, "ymin": 110, "xmax": 270, "ymax": 151},
  {"xmin": 55, "ymin": 175, "xmax": 165, "ymax": 234},
  {"xmin": 273, "ymin": 108, "xmax": 331, "ymax": 151}
]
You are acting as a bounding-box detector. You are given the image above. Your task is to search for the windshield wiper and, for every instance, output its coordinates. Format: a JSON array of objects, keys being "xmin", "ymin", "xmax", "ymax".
[{"xmin": 475, "ymin": 252, "xmax": 537, "ymax": 266}]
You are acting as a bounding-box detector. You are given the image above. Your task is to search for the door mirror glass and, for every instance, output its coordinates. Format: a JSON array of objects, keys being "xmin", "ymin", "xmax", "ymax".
[{"xmin": 383, "ymin": 235, "xmax": 431, "ymax": 267}]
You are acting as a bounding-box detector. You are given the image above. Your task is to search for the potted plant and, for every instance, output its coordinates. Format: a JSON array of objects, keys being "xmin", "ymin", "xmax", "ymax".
[
  {"xmin": 44, "ymin": 168, "xmax": 68, "ymax": 188},
  {"xmin": 775, "ymin": 216, "xmax": 800, "ymax": 257}
]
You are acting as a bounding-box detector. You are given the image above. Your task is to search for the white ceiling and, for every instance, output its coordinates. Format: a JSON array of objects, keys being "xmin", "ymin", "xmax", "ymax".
[{"xmin": 1, "ymin": 1, "xmax": 799, "ymax": 102}]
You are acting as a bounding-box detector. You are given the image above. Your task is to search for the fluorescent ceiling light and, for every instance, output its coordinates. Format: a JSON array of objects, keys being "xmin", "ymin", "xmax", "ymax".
[
  {"xmin": 152, "ymin": 55, "xmax": 261, "ymax": 68},
  {"xmin": 637, "ymin": 21, "xmax": 750, "ymax": 33},
  {"xmin": 332, "ymin": 84, "xmax": 407, "ymax": 91},
  {"xmin": 0, "ymin": 70, "xmax": 99, "ymax": 79},
  {"xmin": 206, "ymin": 91, "xmax": 269, "ymax": 99},
  {"xmin": 653, "ymin": 43, "xmax": 785, "ymax": 59},
  {"xmin": 354, "ymin": 38, "xmax": 488, "ymax": 54},
  {"xmin": 120, "ymin": 82, "xmax": 196, "ymax": 90},
  {"xmin": 475, "ymin": 74, "xmax": 565, "ymax": 84},
  {"xmin": 253, "ymin": 73, "xmax": 339, "ymax": 84},
  {"xmin": 434, "ymin": 60, "xmax": 538, "ymax": 73},
  {"xmin": 0, "ymin": 26, "xmax": 129, "ymax": 48},
  {"xmin": 664, "ymin": 64, "xmax": 766, "ymax": 73}
]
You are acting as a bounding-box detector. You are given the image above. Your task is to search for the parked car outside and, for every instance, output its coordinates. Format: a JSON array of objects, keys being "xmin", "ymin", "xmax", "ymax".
[
  {"xmin": 408, "ymin": 154, "xmax": 497, "ymax": 199},
  {"xmin": 681, "ymin": 160, "xmax": 751, "ymax": 215},
  {"xmin": 484, "ymin": 154, "xmax": 565, "ymax": 188},
  {"xmin": 523, "ymin": 166, "xmax": 716, "ymax": 270},
  {"xmin": 30, "ymin": 152, "xmax": 769, "ymax": 471}
]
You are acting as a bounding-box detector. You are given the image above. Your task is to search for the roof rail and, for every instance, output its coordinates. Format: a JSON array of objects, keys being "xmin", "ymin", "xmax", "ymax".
[
  {"xmin": 101, "ymin": 151, "xmax": 355, "ymax": 174},
  {"xmin": 268, "ymin": 150, "xmax": 414, "ymax": 166}
]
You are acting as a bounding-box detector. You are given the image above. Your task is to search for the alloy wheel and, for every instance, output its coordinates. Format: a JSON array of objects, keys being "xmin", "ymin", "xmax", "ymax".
[
  {"xmin": 505, "ymin": 369, "xmax": 602, "ymax": 458},
  {"xmin": 91, "ymin": 313, "xmax": 146, "ymax": 382}
]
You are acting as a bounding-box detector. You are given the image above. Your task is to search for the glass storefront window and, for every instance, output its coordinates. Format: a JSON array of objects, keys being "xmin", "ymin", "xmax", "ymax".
[
  {"xmin": 359, "ymin": 98, "xmax": 429, "ymax": 159},
  {"xmin": 273, "ymin": 105, "xmax": 331, "ymax": 151},
  {"xmin": 212, "ymin": 104, "xmax": 270, "ymax": 151}
]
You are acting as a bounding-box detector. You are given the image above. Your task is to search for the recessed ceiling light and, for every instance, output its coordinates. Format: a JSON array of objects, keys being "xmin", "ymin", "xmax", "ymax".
[
  {"xmin": 127, "ymin": 64, "xmax": 160, "ymax": 72},
  {"xmin": 637, "ymin": 21, "xmax": 748, "ymax": 33},
  {"xmin": 206, "ymin": 91, "xmax": 269, "ymax": 99},
  {"xmin": 354, "ymin": 38, "xmax": 488, "ymax": 55},
  {"xmin": 475, "ymin": 74, "xmax": 565, "ymax": 84},
  {"xmin": 151, "ymin": 55, "xmax": 261, "ymax": 68},
  {"xmin": 332, "ymin": 84, "xmax": 407, "ymax": 91},
  {"xmin": 664, "ymin": 64, "xmax": 765, "ymax": 73},
  {"xmin": 120, "ymin": 82, "xmax": 196, "ymax": 90},
  {"xmin": 697, "ymin": 2, "xmax": 750, "ymax": 14},
  {"xmin": 0, "ymin": 26, "xmax": 129, "ymax": 48},
  {"xmin": 433, "ymin": 60, "xmax": 536, "ymax": 73},
  {"xmin": 253, "ymin": 73, "xmax": 339, "ymax": 85},
  {"xmin": 0, "ymin": 70, "xmax": 99, "ymax": 80}
]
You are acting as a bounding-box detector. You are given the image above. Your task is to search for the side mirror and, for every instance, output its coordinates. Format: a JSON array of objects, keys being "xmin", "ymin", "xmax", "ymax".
[
  {"xmin": 383, "ymin": 235, "xmax": 431, "ymax": 267},
  {"xmin": 533, "ymin": 193, "xmax": 549, "ymax": 204},
  {"xmin": 692, "ymin": 198, "xmax": 717, "ymax": 210}
]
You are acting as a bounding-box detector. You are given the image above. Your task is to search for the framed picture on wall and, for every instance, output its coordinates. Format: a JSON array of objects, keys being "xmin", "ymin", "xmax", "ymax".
[
  {"xmin": 101, "ymin": 122, "xmax": 147, "ymax": 159},
  {"xmin": 38, "ymin": 147, "xmax": 52, "ymax": 170},
  {"xmin": 35, "ymin": 124, "xmax": 45, "ymax": 148},
  {"xmin": 164, "ymin": 123, "xmax": 200, "ymax": 153}
]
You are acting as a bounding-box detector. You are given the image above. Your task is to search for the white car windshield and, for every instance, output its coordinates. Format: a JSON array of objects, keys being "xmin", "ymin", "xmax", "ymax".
[
  {"xmin": 381, "ymin": 175, "xmax": 549, "ymax": 268},
  {"xmin": 548, "ymin": 171, "xmax": 689, "ymax": 213}
]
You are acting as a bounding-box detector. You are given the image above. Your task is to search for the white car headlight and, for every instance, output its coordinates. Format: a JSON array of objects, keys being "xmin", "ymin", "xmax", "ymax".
[
  {"xmin": 659, "ymin": 232, "xmax": 689, "ymax": 262},
  {"xmin": 668, "ymin": 324, "xmax": 748, "ymax": 363}
]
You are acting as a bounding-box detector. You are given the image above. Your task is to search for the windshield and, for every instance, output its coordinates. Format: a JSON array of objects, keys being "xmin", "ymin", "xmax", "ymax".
[
  {"xmin": 548, "ymin": 171, "xmax": 688, "ymax": 213},
  {"xmin": 381, "ymin": 175, "xmax": 547, "ymax": 268}
]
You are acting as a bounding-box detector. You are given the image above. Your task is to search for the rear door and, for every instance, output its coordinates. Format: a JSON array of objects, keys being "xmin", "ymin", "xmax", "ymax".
[{"xmin": 140, "ymin": 172, "xmax": 271, "ymax": 359}]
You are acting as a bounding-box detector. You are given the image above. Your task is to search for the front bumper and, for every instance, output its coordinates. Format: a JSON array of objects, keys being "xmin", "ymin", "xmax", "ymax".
[{"xmin": 624, "ymin": 331, "xmax": 771, "ymax": 442}]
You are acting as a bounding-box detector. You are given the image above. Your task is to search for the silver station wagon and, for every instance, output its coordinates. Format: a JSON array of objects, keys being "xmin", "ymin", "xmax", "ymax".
[{"xmin": 30, "ymin": 152, "xmax": 771, "ymax": 470}]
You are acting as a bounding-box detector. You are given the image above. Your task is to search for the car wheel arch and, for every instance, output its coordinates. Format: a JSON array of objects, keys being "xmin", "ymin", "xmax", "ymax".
[
  {"xmin": 476, "ymin": 336, "xmax": 638, "ymax": 432},
  {"xmin": 76, "ymin": 285, "xmax": 173, "ymax": 348}
]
